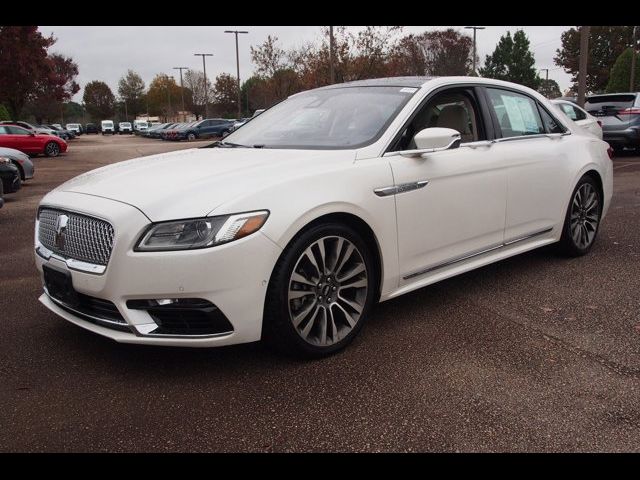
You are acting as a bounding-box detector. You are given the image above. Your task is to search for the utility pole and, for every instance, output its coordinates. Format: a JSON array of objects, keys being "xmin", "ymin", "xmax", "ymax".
[
  {"xmin": 465, "ymin": 26, "xmax": 485, "ymax": 75},
  {"xmin": 174, "ymin": 66, "xmax": 189, "ymax": 122},
  {"xmin": 631, "ymin": 26, "xmax": 638, "ymax": 92},
  {"xmin": 329, "ymin": 26, "xmax": 335, "ymax": 84},
  {"xmin": 224, "ymin": 30, "xmax": 249, "ymax": 118},
  {"xmin": 194, "ymin": 53, "xmax": 213, "ymax": 118},
  {"xmin": 577, "ymin": 26, "xmax": 590, "ymax": 108},
  {"xmin": 124, "ymin": 99, "xmax": 128, "ymax": 122},
  {"xmin": 540, "ymin": 68, "xmax": 549, "ymax": 81}
]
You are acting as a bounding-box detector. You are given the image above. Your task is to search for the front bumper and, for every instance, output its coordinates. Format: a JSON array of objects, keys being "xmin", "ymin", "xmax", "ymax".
[{"xmin": 34, "ymin": 191, "xmax": 282, "ymax": 347}]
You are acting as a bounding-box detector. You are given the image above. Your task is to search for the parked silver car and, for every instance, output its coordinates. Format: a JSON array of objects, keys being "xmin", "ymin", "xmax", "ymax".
[
  {"xmin": 584, "ymin": 92, "xmax": 640, "ymax": 153},
  {"xmin": 0, "ymin": 146, "xmax": 35, "ymax": 180}
]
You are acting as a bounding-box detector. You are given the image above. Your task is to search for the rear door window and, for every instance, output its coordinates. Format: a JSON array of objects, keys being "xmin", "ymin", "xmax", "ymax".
[{"xmin": 486, "ymin": 88, "xmax": 544, "ymax": 138}]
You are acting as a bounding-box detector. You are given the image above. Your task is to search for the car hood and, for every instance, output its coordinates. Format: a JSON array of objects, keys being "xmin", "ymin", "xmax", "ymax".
[
  {"xmin": 56, "ymin": 147, "xmax": 356, "ymax": 221},
  {"xmin": 0, "ymin": 147, "xmax": 30, "ymax": 160}
]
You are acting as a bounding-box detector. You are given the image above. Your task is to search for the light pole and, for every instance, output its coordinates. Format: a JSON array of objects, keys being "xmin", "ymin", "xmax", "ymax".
[
  {"xmin": 224, "ymin": 30, "xmax": 249, "ymax": 118},
  {"xmin": 329, "ymin": 26, "xmax": 335, "ymax": 84},
  {"xmin": 174, "ymin": 66, "xmax": 189, "ymax": 122},
  {"xmin": 631, "ymin": 26, "xmax": 638, "ymax": 92},
  {"xmin": 464, "ymin": 26, "xmax": 485, "ymax": 75},
  {"xmin": 194, "ymin": 53, "xmax": 213, "ymax": 118},
  {"xmin": 577, "ymin": 26, "xmax": 590, "ymax": 108},
  {"xmin": 540, "ymin": 68, "xmax": 549, "ymax": 81}
]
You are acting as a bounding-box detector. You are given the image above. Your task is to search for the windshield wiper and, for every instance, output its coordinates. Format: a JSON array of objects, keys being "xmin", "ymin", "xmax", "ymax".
[{"xmin": 203, "ymin": 141, "xmax": 266, "ymax": 149}]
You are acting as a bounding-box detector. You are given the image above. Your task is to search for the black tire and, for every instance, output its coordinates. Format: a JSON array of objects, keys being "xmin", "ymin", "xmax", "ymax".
[
  {"xmin": 262, "ymin": 222, "xmax": 377, "ymax": 358},
  {"xmin": 558, "ymin": 175, "xmax": 602, "ymax": 257},
  {"xmin": 11, "ymin": 161, "xmax": 24, "ymax": 181},
  {"xmin": 44, "ymin": 141, "xmax": 60, "ymax": 157}
]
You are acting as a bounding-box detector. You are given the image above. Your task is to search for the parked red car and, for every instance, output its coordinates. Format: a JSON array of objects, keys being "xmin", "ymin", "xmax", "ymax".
[{"xmin": 0, "ymin": 124, "xmax": 67, "ymax": 157}]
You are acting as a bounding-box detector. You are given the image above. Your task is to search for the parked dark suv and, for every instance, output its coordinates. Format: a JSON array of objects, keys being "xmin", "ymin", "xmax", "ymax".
[
  {"xmin": 173, "ymin": 118, "xmax": 234, "ymax": 141},
  {"xmin": 85, "ymin": 123, "xmax": 99, "ymax": 134},
  {"xmin": 584, "ymin": 93, "xmax": 640, "ymax": 153}
]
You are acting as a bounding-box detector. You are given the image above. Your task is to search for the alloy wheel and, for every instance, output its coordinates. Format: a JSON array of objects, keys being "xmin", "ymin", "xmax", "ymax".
[
  {"xmin": 287, "ymin": 236, "xmax": 368, "ymax": 347},
  {"xmin": 570, "ymin": 182, "xmax": 600, "ymax": 249},
  {"xmin": 45, "ymin": 142, "xmax": 60, "ymax": 157}
]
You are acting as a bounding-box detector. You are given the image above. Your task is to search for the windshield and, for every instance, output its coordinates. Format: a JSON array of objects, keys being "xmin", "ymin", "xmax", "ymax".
[{"xmin": 223, "ymin": 86, "xmax": 416, "ymax": 149}]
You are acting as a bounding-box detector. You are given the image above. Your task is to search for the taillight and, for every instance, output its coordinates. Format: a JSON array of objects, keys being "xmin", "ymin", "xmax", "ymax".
[{"xmin": 617, "ymin": 108, "xmax": 640, "ymax": 115}]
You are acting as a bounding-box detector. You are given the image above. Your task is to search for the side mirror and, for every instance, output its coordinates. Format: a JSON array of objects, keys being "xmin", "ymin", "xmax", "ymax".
[
  {"xmin": 385, "ymin": 127, "xmax": 461, "ymax": 158},
  {"xmin": 222, "ymin": 130, "xmax": 230, "ymax": 138},
  {"xmin": 413, "ymin": 127, "xmax": 461, "ymax": 150},
  {"xmin": 29, "ymin": 132, "xmax": 36, "ymax": 137}
]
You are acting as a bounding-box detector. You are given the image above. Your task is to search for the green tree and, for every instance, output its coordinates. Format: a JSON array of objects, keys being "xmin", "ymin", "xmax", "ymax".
[
  {"xmin": 605, "ymin": 47, "xmax": 640, "ymax": 93},
  {"xmin": 480, "ymin": 30, "xmax": 540, "ymax": 89},
  {"xmin": 117, "ymin": 70, "xmax": 146, "ymax": 120},
  {"xmin": 0, "ymin": 104, "xmax": 10, "ymax": 121},
  {"xmin": 83, "ymin": 80, "xmax": 115, "ymax": 120},
  {"xmin": 212, "ymin": 73, "xmax": 239, "ymax": 117},
  {"xmin": 554, "ymin": 26, "xmax": 635, "ymax": 93},
  {"xmin": 538, "ymin": 79, "xmax": 562, "ymax": 98}
]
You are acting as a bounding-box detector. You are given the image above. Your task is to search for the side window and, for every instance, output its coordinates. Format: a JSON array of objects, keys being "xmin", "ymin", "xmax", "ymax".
[
  {"xmin": 560, "ymin": 103, "xmax": 578, "ymax": 120},
  {"xmin": 0, "ymin": 126, "xmax": 8, "ymax": 134},
  {"xmin": 8, "ymin": 126, "xmax": 29, "ymax": 135},
  {"xmin": 394, "ymin": 89, "xmax": 483, "ymax": 151},
  {"xmin": 538, "ymin": 106, "xmax": 565, "ymax": 134},
  {"xmin": 486, "ymin": 88, "xmax": 544, "ymax": 138},
  {"xmin": 570, "ymin": 105, "xmax": 587, "ymax": 121}
]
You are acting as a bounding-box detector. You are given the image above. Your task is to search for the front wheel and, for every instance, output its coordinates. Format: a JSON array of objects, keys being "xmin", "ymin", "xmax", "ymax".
[
  {"xmin": 262, "ymin": 223, "xmax": 377, "ymax": 358},
  {"xmin": 186, "ymin": 132, "xmax": 196, "ymax": 141},
  {"xmin": 44, "ymin": 141, "xmax": 60, "ymax": 157},
  {"xmin": 558, "ymin": 175, "xmax": 602, "ymax": 256}
]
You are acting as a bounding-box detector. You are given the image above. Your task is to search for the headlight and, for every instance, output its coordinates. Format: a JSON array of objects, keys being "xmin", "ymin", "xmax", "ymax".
[
  {"xmin": 0, "ymin": 157, "xmax": 11, "ymax": 165},
  {"xmin": 135, "ymin": 210, "xmax": 269, "ymax": 251}
]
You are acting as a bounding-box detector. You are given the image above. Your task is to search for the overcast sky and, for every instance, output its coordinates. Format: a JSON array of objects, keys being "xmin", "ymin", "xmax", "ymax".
[{"xmin": 39, "ymin": 26, "xmax": 572, "ymax": 102}]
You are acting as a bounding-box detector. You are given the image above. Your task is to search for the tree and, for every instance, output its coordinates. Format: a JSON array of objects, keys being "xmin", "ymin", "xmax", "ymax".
[
  {"xmin": 83, "ymin": 81, "xmax": 115, "ymax": 120},
  {"xmin": 24, "ymin": 53, "xmax": 80, "ymax": 124},
  {"xmin": 117, "ymin": 70, "xmax": 146, "ymax": 120},
  {"xmin": 605, "ymin": 47, "xmax": 640, "ymax": 93},
  {"xmin": 146, "ymin": 74, "xmax": 182, "ymax": 120},
  {"xmin": 480, "ymin": 30, "xmax": 540, "ymax": 89},
  {"xmin": 251, "ymin": 35, "xmax": 289, "ymax": 78},
  {"xmin": 422, "ymin": 29, "xmax": 474, "ymax": 76},
  {"xmin": 0, "ymin": 104, "xmax": 10, "ymax": 121},
  {"xmin": 0, "ymin": 26, "xmax": 80, "ymax": 120},
  {"xmin": 538, "ymin": 79, "xmax": 562, "ymax": 98},
  {"xmin": 183, "ymin": 69, "xmax": 212, "ymax": 119},
  {"xmin": 212, "ymin": 73, "xmax": 239, "ymax": 117},
  {"xmin": 554, "ymin": 26, "xmax": 635, "ymax": 94}
]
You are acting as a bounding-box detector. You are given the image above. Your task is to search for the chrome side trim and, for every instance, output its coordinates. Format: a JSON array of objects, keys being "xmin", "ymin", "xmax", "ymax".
[
  {"xmin": 403, "ymin": 227, "xmax": 554, "ymax": 280},
  {"xmin": 374, "ymin": 180, "xmax": 429, "ymax": 197},
  {"xmin": 503, "ymin": 227, "xmax": 553, "ymax": 246}
]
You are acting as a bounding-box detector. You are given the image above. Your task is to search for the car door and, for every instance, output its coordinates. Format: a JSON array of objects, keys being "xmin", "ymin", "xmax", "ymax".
[
  {"xmin": 483, "ymin": 87, "xmax": 572, "ymax": 243},
  {"xmin": 6, "ymin": 126, "xmax": 40, "ymax": 153},
  {"xmin": 385, "ymin": 86, "xmax": 508, "ymax": 283}
]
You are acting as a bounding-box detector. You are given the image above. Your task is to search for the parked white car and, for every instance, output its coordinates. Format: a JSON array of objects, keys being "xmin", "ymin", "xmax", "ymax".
[
  {"xmin": 35, "ymin": 77, "xmax": 613, "ymax": 357},
  {"xmin": 551, "ymin": 99, "xmax": 603, "ymax": 139},
  {"xmin": 134, "ymin": 120, "xmax": 149, "ymax": 133},
  {"xmin": 118, "ymin": 122, "xmax": 133, "ymax": 135},
  {"xmin": 101, "ymin": 120, "xmax": 115, "ymax": 135},
  {"xmin": 66, "ymin": 123, "xmax": 82, "ymax": 135}
]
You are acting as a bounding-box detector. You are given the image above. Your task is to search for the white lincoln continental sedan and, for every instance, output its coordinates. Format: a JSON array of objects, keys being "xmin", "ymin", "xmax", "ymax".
[{"xmin": 35, "ymin": 77, "xmax": 613, "ymax": 357}]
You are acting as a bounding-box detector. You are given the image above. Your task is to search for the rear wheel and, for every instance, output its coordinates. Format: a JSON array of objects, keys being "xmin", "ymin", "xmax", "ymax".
[
  {"xmin": 44, "ymin": 141, "xmax": 60, "ymax": 157},
  {"xmin": 558, "ymin": 175, "xmax": 602, "ymax": 256},
  {"xmin": 263, "ymin": 223, "xmax": 377, "ymax": 358}
]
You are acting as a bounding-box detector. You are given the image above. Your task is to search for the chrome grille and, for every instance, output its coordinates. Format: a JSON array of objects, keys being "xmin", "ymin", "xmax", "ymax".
[{"xmin": 38, "ymin": 208, "xmax": 114, "ymax": 266}]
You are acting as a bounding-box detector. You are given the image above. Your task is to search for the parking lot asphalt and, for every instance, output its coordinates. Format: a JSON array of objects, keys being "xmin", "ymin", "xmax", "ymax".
[{"xmin": 0, "ymin": 134, "xmax": 639, "ymax": 452}]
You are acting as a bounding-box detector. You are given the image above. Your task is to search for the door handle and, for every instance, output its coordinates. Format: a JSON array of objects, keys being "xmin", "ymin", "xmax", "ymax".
[{"xmin": 465, "ymin": 140, "xmax": 494, "ymax": 149}]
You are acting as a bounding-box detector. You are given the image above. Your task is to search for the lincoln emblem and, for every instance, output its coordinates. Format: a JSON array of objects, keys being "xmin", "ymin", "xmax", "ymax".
[{"xmin": 54, "ymin": 214, "xmax": 68, "ymax": 250}]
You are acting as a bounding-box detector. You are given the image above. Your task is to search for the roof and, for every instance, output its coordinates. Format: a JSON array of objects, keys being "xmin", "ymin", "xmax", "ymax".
[{"xmin": 321, "ymin": 76, "xmax": 433, "ymax": 89}]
